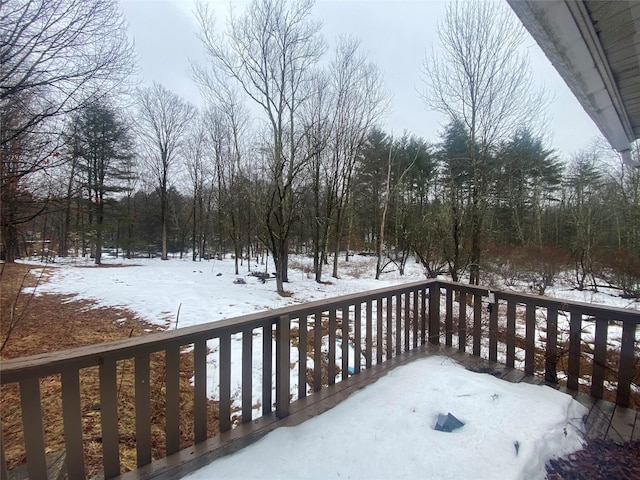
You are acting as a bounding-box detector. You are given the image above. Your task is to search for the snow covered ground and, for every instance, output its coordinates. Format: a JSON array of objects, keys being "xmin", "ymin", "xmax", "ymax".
[
  {"xmin": 27, "ymin": 254, "xmax": 426, "ymax": 329},
  {"xmin": 25, "ymin": 253, "xmax": 637, "ymax": 332},
  {"xmin": 20, "ymin": 253, "xmax": 638, "ymax": 479}
]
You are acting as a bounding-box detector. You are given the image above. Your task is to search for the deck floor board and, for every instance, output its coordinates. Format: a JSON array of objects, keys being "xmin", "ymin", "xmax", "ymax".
[{"xmin": 608, "ymin": 406, "xmax": 637, "ymax": 444}]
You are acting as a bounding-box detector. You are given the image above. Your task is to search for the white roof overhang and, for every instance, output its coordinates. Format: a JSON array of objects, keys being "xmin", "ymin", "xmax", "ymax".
[{"xmin": 508, "ymin": 0, "xmax": 640, "ymax": 167}]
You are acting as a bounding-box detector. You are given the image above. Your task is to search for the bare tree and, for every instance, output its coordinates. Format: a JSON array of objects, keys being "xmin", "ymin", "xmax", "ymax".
[
  {"xmin": 184, "ymin": 114, "xmax": 210, "ymax": 261},
  {"xmin": 193, "ymin": 64, "xmax": 252, "ymax": 273},
  {"xmin": 327, "ymin": 36, "xmax": 388, "ymax": 279},
  {"xmin": 196, "ymin": 0, "xmax": 325, "ymax": 294},
  {"xmin": 136, "ymin": 83, "xmax": 195, "ymax": 261},
  {"xmin": 0, "ymin": 0, "xmax": 135, "ymax": 262},
  {"xmin": 565, "ymin": 148, "xmax": 604, "ymax": 291},
  {"xmin": 302, "ymin": 70, "xmax": 335, "ymax": 282},
  {"xmin": 0, "ymin": 0, "xmax": 135, "ymax": 145},
  {"xmin": 421, "ymin": 0, "xmax": 547, "ymax": 284}
]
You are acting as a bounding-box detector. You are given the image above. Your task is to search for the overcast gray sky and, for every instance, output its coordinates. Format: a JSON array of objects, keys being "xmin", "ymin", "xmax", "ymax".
[{"xmin": 120, "ymin": 0, "xmax": 603, "ymax": 161}]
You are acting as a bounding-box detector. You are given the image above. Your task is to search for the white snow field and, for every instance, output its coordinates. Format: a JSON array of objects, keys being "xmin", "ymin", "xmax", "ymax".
[{"xmin": 22, "ymin": 253, "xmax": 638, "ymax": 479}]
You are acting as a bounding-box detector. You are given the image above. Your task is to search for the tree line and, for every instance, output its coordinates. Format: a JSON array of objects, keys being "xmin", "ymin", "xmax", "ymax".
[{"xmin": 2, "ymin": 0, "xmax": 638, "ymax": 297}]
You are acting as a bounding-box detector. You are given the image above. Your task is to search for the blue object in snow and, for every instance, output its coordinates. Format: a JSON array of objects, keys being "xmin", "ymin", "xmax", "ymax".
[{"xmin": 434, "ymin": 413, "xmax": 465, "ymax": 432}]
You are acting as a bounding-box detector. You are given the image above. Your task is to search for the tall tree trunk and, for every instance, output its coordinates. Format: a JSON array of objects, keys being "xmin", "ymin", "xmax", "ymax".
[{"xmin": 376, "ymin": 144, "xmax": 393, "ymax": 280}]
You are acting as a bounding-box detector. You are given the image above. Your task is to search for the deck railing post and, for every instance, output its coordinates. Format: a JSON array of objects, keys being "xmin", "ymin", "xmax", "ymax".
[{"xmin": 276, "ymin": 315, "xmax": 291, "ymax": 419}]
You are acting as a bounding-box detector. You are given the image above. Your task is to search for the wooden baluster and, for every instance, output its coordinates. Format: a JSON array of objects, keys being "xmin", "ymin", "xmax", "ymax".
[
  {"xmin": 194, "ymin": 339, "xmax": 208, "ymax": 441},
  {"xmin": 445, "ymin": 287, "xmax": 453, "ymax": 347},
  {"xmin": 276, "ymin": 315, "xmax": 291, "ymax": 419},
  {"xmin": 459, "ymin": 291, "xmax": 467, "ymax": 352},
  {"xmin": 420, "ymin": 288, "xmax": 427, "ymax": 345},
  {"xmin": 429, "ymin": 284, "xmax": 440, "ymax": 345},
  {"xmin": 545, "ymin": 308, "xmax": 558, "ymax": 384},
  {"xmin": 342, "ymin": 306, "xmax": 349, "ymax": 380},
  {"xmin": 263, "ymin": 322, "xmax": 273, "ymax": 414},
  {"xmin": 313, "ymin": 311, "xmax": 322, "ymax": 392},
  {"xmin": 243, "ymin": 328, "xmax": 254, "ymax": 422},
  {"xmin": 616, "ymin": 321, "xmax": 636, "ymax": 407},
  {"xmin": 404, "ymin": 290, "xmax": 411, "ymax": 351},
  {"xmin": 135, "ymin": 353, "xmax": 151, "ymax": 467},
  {"xmin": 165, "ymin": 345, "xmax": 180, "ymax": 455},
  {"xmin": 61, "ymin": 370, "xmax": 85, "ymax": 479},
  {"xmin": 395, "ymin": 293, "xmax": 402, "ymax": 355},
  {"xmin": 567, "ymin": 311, "xmax": 582, "ymax": 391},
  {"xmin": 473, "ymin": 294, "xmax": 481, "ymax": 356},
  {"xmin": 591, "ymin": 317, "xmax": 608, "ymax": 399},
  {"xmin": 365, "ymin": 301, "xmax": 373, "ymax": 369},
  {"xmin": 525, "ymin": 303, "xmax": 536, "ymax": 375},
  {"xmin": 219, "ymin": 334, "xmax": 232, "ymax": 432},
  {"xmin": 329, "ymin": 309, "xmax": 336, "ymax": 385},
  {"xmin": 412, "ymin": 290, "xmax": 419, "ymax": 349},
  {"xmin": 376, "ymin": 298, "xmax": 383, "ymax": 364},
  {"xmin": 354, "ymin": 302, "xmax": 362, "ymax": 374},
  {"xmin": 506, "ymin": 301, "xmax": 516, "ymax": 368},
  {"xmin": 387, "ymin": 296, "xmax": 393, "ymax": 359},
  {"xmin": 1, "ymin": 430, "xmax": 8, "ymax": 480},
  {"xmin": 99, "ymin": 359, "xmax": 120, "ymax": 478},
  {"xmin": 298, "ymin": 316, "xmax": 307, "ymax": 399},
  {"xmin": 20, "ymin": 377, "xmax": 47, "ymax": 479},
  {"xmin": 489, "ymin": 298, "xmax": 498, "ymax": 363}
]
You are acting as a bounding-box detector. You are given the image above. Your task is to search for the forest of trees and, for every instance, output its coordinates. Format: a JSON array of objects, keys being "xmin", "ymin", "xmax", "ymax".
[{"xmin": 2, "ymin": 0, "xmax": 639, "ymax": 297}]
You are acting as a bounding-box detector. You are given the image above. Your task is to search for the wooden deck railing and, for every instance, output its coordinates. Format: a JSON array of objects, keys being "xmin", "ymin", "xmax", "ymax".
[{"xmin": 0, "ymin": 280, "xmax": 638, "ymax": 479}]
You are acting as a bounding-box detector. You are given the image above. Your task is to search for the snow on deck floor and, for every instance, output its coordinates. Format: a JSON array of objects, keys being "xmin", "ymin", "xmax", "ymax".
[{"xmin": 183, "ymin": 356, "xmax": 587, "ymax": 480}]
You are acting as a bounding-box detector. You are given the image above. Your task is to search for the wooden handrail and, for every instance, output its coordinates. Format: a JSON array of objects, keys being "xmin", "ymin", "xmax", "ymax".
[
  {"xmin": 0, "ymin": 280, "xmax": 434, "ymax": 383},
  {"xmin": 440, "ymin": 281, "xmax": 640, "ymax": 322}
]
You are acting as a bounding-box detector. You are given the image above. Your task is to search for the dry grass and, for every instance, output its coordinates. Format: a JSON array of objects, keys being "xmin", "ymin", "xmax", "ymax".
[{"xmin": 0, "ymin": 263, "xmax": 219, "ymax": 477}]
